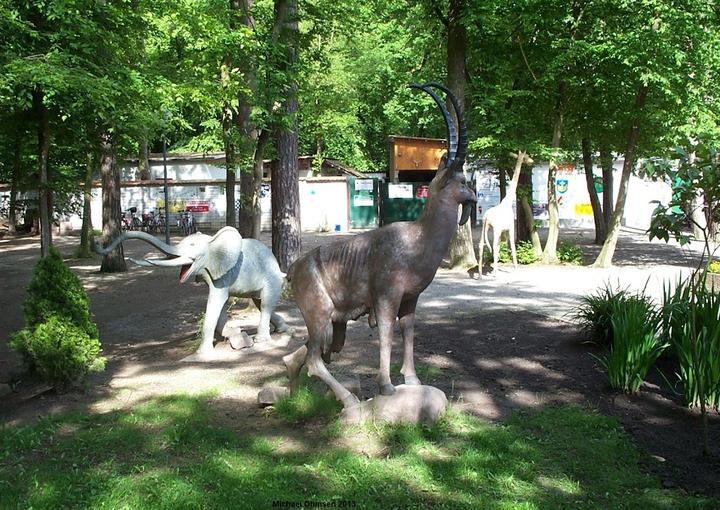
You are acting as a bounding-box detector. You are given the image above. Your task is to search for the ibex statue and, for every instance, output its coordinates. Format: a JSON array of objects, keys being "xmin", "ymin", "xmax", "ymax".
[{"xmin": 283, "ymin": 82, "xmax": 476, "ymax": 410}]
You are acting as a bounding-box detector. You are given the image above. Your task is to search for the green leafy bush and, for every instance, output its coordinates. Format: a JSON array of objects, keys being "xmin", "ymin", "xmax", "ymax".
[
  {"xmin": 9, "ymin": 248, "xmax": 103, "ymax": 387},
  {"xmin": 557, "ymin": 241, "xmax": 584, "ymax": 265},
  {"xmin": 9, "ymin": 316, "xmax": 105, "ymax": 388},
  {"xmin": 482, "ymin": 240, "xmax": 539, "ymax": 265},
  {"xmin": 571, "ymin": 285, "xmax": 656, "ymax": 348},
  {"xmin": 596, "ymin": 300, "xmax": 666, "ymax": 394},
  {"xmin": 23, "ymin": 248, "xmax": 98, "ymax": 338}
]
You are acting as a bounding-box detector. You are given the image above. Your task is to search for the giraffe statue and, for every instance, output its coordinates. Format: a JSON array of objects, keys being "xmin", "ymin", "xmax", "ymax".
[{"xmin": 479, "ymin": 150, "xmax": 533, "ymax": 277}]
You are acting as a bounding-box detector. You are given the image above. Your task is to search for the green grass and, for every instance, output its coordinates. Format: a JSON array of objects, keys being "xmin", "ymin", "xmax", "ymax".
[
  {"xmin": 390, "ymin": 362, "xmax": 445, "ymax": 383},
  {"xmin": 0, "ymin": 395, "xmax": 716, "ymax": 509}
]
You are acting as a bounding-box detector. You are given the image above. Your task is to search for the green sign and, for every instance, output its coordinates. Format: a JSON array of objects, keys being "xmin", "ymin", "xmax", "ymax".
[{"xmin": 593, "ymin": 176, "xmax": 604, "ymax": 193}]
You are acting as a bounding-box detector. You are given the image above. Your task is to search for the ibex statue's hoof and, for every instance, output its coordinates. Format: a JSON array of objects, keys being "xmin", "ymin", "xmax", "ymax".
[
  {"xmin": 404, "ymin": 375, "xmax": 422, "ymax": 386},
  {"xmin": 379, "ymin": 383, "xmax": 396, "ymax": 396}
]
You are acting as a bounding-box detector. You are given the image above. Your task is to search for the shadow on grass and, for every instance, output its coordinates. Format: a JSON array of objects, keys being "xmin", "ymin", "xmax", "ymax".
[{"xmin": 0, "ymin": 394, "xmax": 716, "ymax": 510}]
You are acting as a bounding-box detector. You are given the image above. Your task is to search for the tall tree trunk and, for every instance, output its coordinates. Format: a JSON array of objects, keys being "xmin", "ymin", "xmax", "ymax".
[
  {"xmin": 221, "ymin": 53, "xmax": 237, "ymax": 228},
  {"xmin": 138, "ymin": 139, "xmax": 151, "ymax": 180},
  {"xmin": 517, "ymin": 165, "xmax": 542, "ymax": 255},
  {"xmin": 498, "ymin": 165, "xmax": 507, "ymax": 200},
  {"xmin": 271, "ymin": 0, "xmax": 301, "ymax": 271},
  {"xmin": 8, "ymin": 134, "xmax": 22, "ymax": 235},
  {"xmin": 34, "ymin": 89, "xmax": 52, "ymax": 256},
  {"xmin": 446, "ymin": 0, "xmax": 477, "ymax": 269},
  {"xmin": 250, "ymin": 129, "xmax": 269, "ymax": 238},
  {"xmin": 600, "ymin": 147, "xmax": 614, "ymax": 227},
  {"xmin": 237, "ymin": 0, "xmax": 261, "ymax": 238},
  {"xmin": 541, "ymin": 82, "xmax": 566, "ymax": 264},
  {"xmin": 77, "ymin": 153, "xmax": 95, "ymax": 258},
  {"xmin": 100, "ymin": 133, "xmax": 126, "ymax": 272},
  {"xmin": 593, "ymin": 85, "xmax": 648, "ymax": 268},
  {"xmin": 582, "ymin": 137, "xmax": 606, "ymax": 244}
]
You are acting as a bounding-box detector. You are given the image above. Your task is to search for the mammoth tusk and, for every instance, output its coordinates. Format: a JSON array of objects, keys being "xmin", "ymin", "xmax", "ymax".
[{"xmin": 131, "ymin": 256, "xmax": 194, "ymax": 267}]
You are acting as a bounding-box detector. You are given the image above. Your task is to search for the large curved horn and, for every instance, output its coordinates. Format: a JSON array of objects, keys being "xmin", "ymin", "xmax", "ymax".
[
  {"xmin": 94, "ymin": 231, "xmax": 181, "ymax": 257},
  {"xmin": 424, "ymin": 82, "xmax": 467, "ymax": 173},
  {"xmin": 409, "ymin": 83, "xmax": 458, "ymax": 167}
]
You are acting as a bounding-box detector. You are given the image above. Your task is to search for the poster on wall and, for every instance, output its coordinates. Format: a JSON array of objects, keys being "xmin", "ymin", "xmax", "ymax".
[
  {"xmin": 354, "ymin": 179, "xmax": 374, "ymax": 191},
  {"xmin": 474, "ymin": 169, "xmax": 501, "ymax": 221},
  {"xmin": 353, "ymin": 194, "xmax": 374, "ymax": 207},
  {"xmin": 388, "ymin": 183, "xmax": 413, "ymax": 199}
]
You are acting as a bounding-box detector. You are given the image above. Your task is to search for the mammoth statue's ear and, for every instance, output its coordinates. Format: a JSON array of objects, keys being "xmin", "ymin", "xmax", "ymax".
[{"xmin": 206, "ymin": 227, "xmax": 243, "ymax": 281}]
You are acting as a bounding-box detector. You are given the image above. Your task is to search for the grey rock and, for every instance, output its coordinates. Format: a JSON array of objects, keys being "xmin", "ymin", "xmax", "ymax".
[
  {"xmin": 341, "ymin": 384, "xmax": 447, "ymax": 425},
  {"xmin": 257, "ymin": 386, "xmax": 289, "ymax": 407},
  {"xmin": 229, "ymin": 331, "xmax": 254, "ymax": 350}
]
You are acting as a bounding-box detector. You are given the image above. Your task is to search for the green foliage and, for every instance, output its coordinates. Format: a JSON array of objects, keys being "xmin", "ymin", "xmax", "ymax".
[
  {"xmin": 9, "ymin": 316, "xmax": 105, "ymax": 389},
  {"xmin": 662, "ymin": 278, "xmax": 720, "ymax": 412},
  {"xmin": 482, "ymin": 240, "xmax": 539, "ymax": 265},
  {"xmin": 646, "ymin": 143, "xmax": 720, "ymax": 255},
  {"xmin": 572, "ymin": 284, "xmax": 656, "ymax": 348},
  {"xmin": 22, "ymin": 248, "xmax": 98, "ymax": 338},
  {"xmin": 1, "ymin": 395, "xmax": 716, "ymax": 509},
  {"xmin": 557, "ymin": 241, "xmax": 584, "ymax": 265},
  {"xmin": 596, "ymin": 301, "xmax": 666, "ymax": 394},
  {"xmin": 9, "ymin": 248, "xmax": 103, "ymax": 387}
]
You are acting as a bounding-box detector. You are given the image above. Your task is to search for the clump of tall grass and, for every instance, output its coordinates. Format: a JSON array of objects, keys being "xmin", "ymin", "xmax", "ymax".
[
  {"xmin": 595, "ymin": 300, "xmax": 667, "ymax": 394},
  {"xmin": 662, "ymin": 276, "xmax": 720, "ymax": 456},
  {"xmin": 571, "ymin": 284, "xmax": 655, "ymax": 348}
]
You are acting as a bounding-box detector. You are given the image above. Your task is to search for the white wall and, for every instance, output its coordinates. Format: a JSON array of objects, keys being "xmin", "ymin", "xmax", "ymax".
[
  {"xmin": 473, "ymin": 158, "xmax": 671, "ymax": 230},
  {"xmin": 56, "ymin": 177, "xmax": 349, "ymax": 234}
]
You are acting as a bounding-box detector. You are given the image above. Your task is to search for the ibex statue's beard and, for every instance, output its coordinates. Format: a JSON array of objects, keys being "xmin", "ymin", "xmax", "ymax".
[{"xmin": 459, "ymin": 201, "xmax": 472, "ymax": 226}]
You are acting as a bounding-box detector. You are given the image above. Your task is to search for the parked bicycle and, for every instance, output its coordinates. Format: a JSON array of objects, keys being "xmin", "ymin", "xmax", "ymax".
[
  {"xmin": 142, "ymin": 210, "xmax": 165, "ymax": 233},
  {"xmin": 121, "ymin": 207, "xmax": 142, "ymax": 231},
  {"xmin": 177, "ymin": 211, "xmax": 196, "ymax": 236}
]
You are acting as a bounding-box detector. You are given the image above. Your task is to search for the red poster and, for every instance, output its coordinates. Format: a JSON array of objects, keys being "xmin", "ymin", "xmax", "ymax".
[{"xmin": 186, "ymin": 199, "xmax": 210, "ymax": 212}]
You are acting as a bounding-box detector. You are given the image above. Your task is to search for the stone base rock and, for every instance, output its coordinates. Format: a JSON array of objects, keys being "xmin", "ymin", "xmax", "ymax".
[
  {"xmin": 340, "ymin": 384, "xmax": 447, "ymax": 425},
  {"xmin": 257, "ymin": 386, "xmax": 290, "ymax": 407},
  {"xmin": 229, "ymin": 331, "xmax": 253, "ymax": 350}
]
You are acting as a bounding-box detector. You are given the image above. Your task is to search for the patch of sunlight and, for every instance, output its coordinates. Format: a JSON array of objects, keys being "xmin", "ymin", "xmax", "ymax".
[{"xmin": 536, "ymin": 474, "xmax": 582, "ymax": 495}]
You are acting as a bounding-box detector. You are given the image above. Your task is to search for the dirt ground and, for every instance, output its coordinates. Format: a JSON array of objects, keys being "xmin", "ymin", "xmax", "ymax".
[{"xmin": 0, "ymin": 228, "xmax": 718, "ymax": 496}]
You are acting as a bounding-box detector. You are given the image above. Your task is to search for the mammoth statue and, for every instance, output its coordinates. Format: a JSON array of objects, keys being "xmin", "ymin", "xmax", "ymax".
[{"xmin": 96, "ymin": 227, "xmax": 288, "ymax": 355}]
